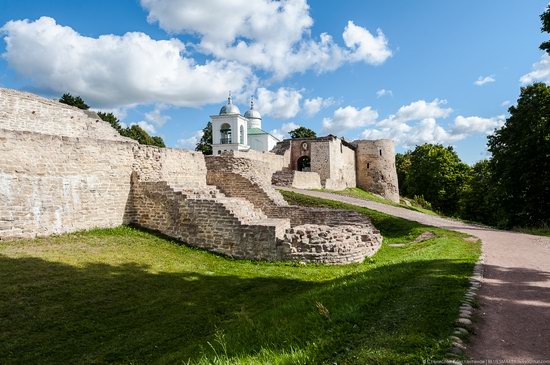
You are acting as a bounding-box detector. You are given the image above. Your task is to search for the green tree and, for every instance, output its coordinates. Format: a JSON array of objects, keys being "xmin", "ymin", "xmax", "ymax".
[
  {"xmin": 540, "ymin": 4, "xmax": 550, "ymax": 54},
  {"xmin": 395, "ymin": 152, "xmax": 412, "ymax": 196},
  {"xmin": 487, "ymin": 83, "xmax": 550, "ymax": 227},
  {"xmin": 59, "ymin": 93, "xmax": 89, "ymax": 110},
  {"xmin": 195, "ymin": 121, "xmax": 213, "ymax": 155},
  {"xmin": 97, "ymin": 112, "xmax": 123, "ymax": 132},
  {"xmin": 96, "ymin": 110, "xmax": 165, "ymax": 148},
  {"xmin": 460, "ymin": 160, "xmax": 498, "ymax": 225},
  {"xmin": 289, "ymin": 126, "xmax": 316, "ymax": 139},
  {"xmin": 404, "ymin": 144, "xmax": 471, "ymax": 215}
]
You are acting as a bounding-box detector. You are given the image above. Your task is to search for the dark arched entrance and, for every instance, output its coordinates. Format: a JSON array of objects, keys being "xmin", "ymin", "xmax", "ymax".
[{"xmin": 297, "ymin": 156, "xmax": 311, "ymax": 172}]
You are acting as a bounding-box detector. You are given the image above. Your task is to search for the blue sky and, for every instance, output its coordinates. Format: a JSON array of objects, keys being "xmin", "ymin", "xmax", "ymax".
[{"xmin": 1, "ymin": 0, "xmax": 549, "ymax": 164}]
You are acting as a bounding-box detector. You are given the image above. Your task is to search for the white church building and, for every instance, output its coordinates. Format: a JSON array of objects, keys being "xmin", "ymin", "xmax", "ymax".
[{"xmin": 211, "ymin": 95, "xmax": 280, "ymax": 154}]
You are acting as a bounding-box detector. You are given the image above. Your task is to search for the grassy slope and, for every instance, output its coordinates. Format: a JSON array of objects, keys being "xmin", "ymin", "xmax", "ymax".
[
  {"xmin": 319, "ymin": 188, "xmax": 439, "ymax": 216},
  {"xmin": 0, "ymin": 192, "xmax": 479, "ymax": 364}
]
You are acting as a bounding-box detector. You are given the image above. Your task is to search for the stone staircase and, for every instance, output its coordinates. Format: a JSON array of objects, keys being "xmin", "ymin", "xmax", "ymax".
[{"xmin": 271, "ymin": 168, "xmax": 294, "ymax": 187}]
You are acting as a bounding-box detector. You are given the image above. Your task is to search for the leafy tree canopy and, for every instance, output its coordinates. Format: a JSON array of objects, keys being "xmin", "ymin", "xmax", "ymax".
[
  {"xmin": 289, "ymin": 127, "xmax": 316, "ymax": 139},
  {"xmin": 59, "ymin": 93, "xmax": 89, "ymax": 110},
  {"xmin": 487, "ymin": 83, "xmax": 550, "ymax": 227},
  {"xmin": 540, "ymin": 4, "xmax": 550, "ymax": 54},
  {"xmin": 195, "ymin": 122, "xmax": 212, "ymax": 155},
  {"xmin": 399, "ymin": 144, "xmax": 471, "ymax": 215}
]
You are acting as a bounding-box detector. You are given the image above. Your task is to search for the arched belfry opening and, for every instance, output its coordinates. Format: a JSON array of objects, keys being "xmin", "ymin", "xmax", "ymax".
[
  {"xmin": 297, "ymin": 156, "xmax": 311, "ymax": 172},
  {"xmin": 220, "ymin": 123, "xmax": 231, "ymax": 144}
]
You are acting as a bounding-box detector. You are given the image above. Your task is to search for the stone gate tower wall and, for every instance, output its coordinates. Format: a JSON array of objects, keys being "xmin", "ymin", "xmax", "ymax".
[{"xmin": 355, "ymin": 139, "xmax": 400, "ymax": 203}]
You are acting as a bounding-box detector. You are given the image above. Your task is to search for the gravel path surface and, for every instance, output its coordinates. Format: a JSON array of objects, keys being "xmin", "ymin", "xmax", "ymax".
[{"xmin": 281, "ymin": 188, "xmax": 550, "ymax": 362}]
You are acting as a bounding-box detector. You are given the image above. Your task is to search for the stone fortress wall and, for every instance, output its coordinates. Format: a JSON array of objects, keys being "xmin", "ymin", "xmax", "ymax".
[
  {"xmin": 354, "ymin": 140, "xmax": 400, "ymax": 203},
  {"xmin": 0, "ymin": 87, "xmax": 382, "ymax": 264},
  {"xmin": 271, "ymin": 135, "xmax": 399, "ymax": 203}
]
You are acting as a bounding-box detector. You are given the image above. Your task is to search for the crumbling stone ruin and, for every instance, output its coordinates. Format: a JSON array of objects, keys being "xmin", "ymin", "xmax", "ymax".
[{"xmin": 0, "ymin": 88, "xmax": 382, "ymax": 264}]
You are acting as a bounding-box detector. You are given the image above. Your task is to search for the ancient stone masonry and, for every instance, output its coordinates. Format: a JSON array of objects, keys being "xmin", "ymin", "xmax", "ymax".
[
  {"xmin": 354, "ymin": 140, "xmax": 400, "ymax": 203},
  {"xmin": 205, "ymin": 154, "xmax": 382, "ymax": 263},
  {"xmin": 271, "ymin": 135, "xmax": 400, "ymax": 202},
  {"xmin": 0, "ymin": 87, "xmax": 383, "ymax": 264}
]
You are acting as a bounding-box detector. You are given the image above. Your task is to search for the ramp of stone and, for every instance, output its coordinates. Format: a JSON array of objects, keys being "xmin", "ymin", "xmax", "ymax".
[{"xmin": 205, "ymin": 154, "xmax": 383, "ymax": 263}]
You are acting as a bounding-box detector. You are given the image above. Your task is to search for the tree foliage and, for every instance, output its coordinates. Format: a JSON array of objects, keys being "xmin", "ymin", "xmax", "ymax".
[
  {"xmin": 195, "ymin": 122, "xmax": 212, "ymax": 155},
  {"xmin": 540, "ymin": 4, "xmax": 550, "ymax": 54},
  {"xmin": 59, "ymin": 93, "xmax": 89, "ymax": 110},
  {"xmin": 289, "ymin": 127, "xmax": 316, "ymax": 139},
  {"xmin": 96, "ymin": 109, "xmax": 165, "ymax": 148},
  {"xmin": 397, "ymin": 144, "xmax": 471, "ymax": 216},
  {"xmin": 487, "ymin": 83, "xmax": 550, "ymax": 227},
  {"xmin": 97, "ymin": 112, "xmax": 123, "ymax": 132}
]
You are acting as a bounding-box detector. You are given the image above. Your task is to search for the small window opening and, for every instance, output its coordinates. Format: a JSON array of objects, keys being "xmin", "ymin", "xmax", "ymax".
[
  {"xmin": 367, "ymin": 163, "xmax": 370, "ymax": 169},
  {"xmin": 379, "ymin": 149, "xmax": 382, "ymax": 156}
]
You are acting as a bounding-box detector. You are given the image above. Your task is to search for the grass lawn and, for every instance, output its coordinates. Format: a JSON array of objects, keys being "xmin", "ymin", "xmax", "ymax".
[
  {"xmin": 0, "ymin": 192, "xmax": 479, "ymax": 364},
  {"xmin": 318, "ymin": 187, "xmax": 440, "ymax": 216}
]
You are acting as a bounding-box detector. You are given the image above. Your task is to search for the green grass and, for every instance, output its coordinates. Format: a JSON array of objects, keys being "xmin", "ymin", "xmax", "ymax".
[
  {"xmin": 318, "ymin": 187, "xmax": 440, "ymax": 216},
  {"xmin": 513, "ymin": 225, "xmax": 550, "ymax": 237},
  {"xmin": 0, "ymin": 193, "xmax": 479, "ymax": 364}
]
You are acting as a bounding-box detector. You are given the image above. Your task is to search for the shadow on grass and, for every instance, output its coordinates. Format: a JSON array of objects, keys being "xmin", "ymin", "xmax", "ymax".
[{"xmin": 0, "ymin": 253, "xmax": 476, "ymax": 364}]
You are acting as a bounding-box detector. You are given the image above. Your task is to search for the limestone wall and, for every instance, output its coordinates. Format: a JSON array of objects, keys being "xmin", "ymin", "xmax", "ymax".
[
  {"xmin": 0, "ymin": 129, "xmax": 134, "ymax": 238},
  {"xmin": 325, "ymin": 138, "xmax": 356, "ymax": 190},
  {"xmin": 0, "ymin": 88, "xmax": 132, "ymax": 142},
  {"xmin": 230, "ymin": 150, "xmax": 287, "ymax": 173},
  {"xmin": 0, "ymin": 127, "xmax": 209, "ymax": 239},
  {"xmin": 354, "ymin": 139, "xmax": 400, "ymax": 203},
  {"xmin": 271, "ymin": 169, "xmax": 322, "ymax": 190}
]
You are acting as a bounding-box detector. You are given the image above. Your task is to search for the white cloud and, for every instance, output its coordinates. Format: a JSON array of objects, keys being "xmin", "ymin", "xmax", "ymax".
[
  {"xmin": 141, "ymin": 0, "xmax": 391, "ymax": 79},
  {"xmin": 132, "ymin": 121, "xmax": 157, "ymax": 134},
  {"xmin": 322, "ymin": 105, "xmax": 378, "ymax": 134},
  {"xmin": 501, "ymin": 100, "xmax": 511, "ymax": 107},
  {"xmin": 1, "ymin": 16, "xmax": 253, "ymax": 108},
  {"xmin": 360, "ymin": 99, "xmax": 501, "ymax": 148},
  {"xmin": 303, "ymin": 97, "xmax": 334, "ymax": 116},
  {"xmin": 256, "ymin": 87, "xmax": 302, "ymax": 119},
  {"xmin": 474, "ymin": 75, "xmax": 496, "ymax": 86},
  {"xmin": 391, "ymin": 99, "xmax": 452, "ymax": 123},
  {"xmin": 145, "ymin": 104, "xmax": 171, "ymax": 128},
  {"xmin": 177, "ymin": 129, "xmax": 204, "ymax": 149},
  {"xmin": 451, "ymin": 115, "xmax": 505, "ymax": 136},
  {"xmin": 376, "ymin": 89, "xmax": 393, "ymax": 98},
  {"xmin": 520, "ymin": 54, "xmax": 550, "ymax": 84},
  {"xmin": 270, "ymin": 122, "xmax": 301, "ymax": 141},
  {"xmin": 342, "ymin": 21, "xmax": 392, "ymax": 65}
]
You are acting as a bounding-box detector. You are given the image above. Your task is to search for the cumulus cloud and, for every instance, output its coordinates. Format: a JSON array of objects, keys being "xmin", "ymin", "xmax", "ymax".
[
  {"xmin": 391, "ymin": 99, "xmax": 452, "ymax": 123},
  {"xmin": 270, "ymin": 122, "xmax": 301, "ymax": 141},
  {"xmin": 360, "ymin": 99, "xmax": 503, "ymax": 148},
  {"xmin": 256, "ymin": 87, "xmax": 302, "ymax": 119},
  {"xmin": 520, "ymin": 54, "xmax": 550, "ymax": 84},
  {"xmin": 144, "ymin": 105, "xmax": 171, "ymax": 128},
  {"xmin": 177, "ymin": 129, "xmax": 204, "ymax": 149},
  {"xmin": 141, "ymin": 0, "xmax": 392, "ymax": 79},
  {"xmin": 1, "ymin": 16, "xmax": 253, "ymax": 108},
  {"xmin": 133, "ymin": 121, "xmax": 157, "ymax": 134},
  {"xmin": 303, "ymin": 96, "xmax": 335, "ymax": 116},
  {"xmin": 451, "ymin": 115, "xmax": 505, "ymax": 136},
  {"xmin": 474, "ymin": 75, "xmax": 496, "ymax": 86},
  {"xmin": 376, "ymin": 89, "xmax": 393, "ymax": 98},
  {"xmin": 322, "ymin": 105, "xmax": 378, "ymax": 134},
  {"xmin": 342, "ymin": 21, "xmax": 392, "ymax": 65}
]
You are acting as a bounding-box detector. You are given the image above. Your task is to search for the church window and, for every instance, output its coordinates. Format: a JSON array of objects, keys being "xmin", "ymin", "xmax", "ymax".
[
  {"xmin": 240, "ymin": 125, "xmax": 244, "ymax": 144},
  {"xmin": 220, "ymin": 123, "xmax": 232, "ymax": 144}
]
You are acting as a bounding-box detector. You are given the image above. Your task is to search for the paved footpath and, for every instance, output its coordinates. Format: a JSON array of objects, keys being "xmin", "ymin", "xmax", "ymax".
[{"xmin": 281, "ymin": 188, "xmax": 550, "ymax": 362}]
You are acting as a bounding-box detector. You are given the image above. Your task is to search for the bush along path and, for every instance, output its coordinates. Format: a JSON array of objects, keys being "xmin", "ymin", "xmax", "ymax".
[{"xmin": 280, "ymin": 188, "xmax": 550, "ymax": 362}]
